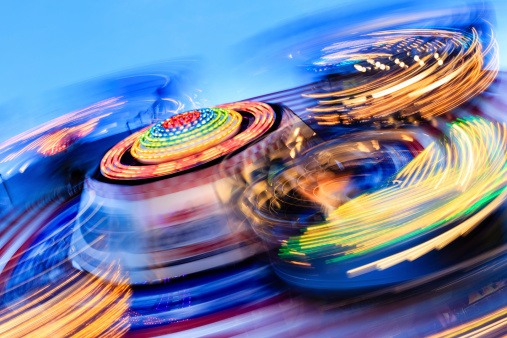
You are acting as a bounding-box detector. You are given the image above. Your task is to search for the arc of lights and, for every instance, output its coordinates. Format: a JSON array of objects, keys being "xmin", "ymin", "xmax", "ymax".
[
  {"xmin": 0, "ymin": 98, "xmax": 122, "ymax": 164},
  {"xmin": 280, "ymin": 117, "xmax": 507, "ymax": 277},
  {"xmin": 101, "ymin": 101, "xmax": 275, "ymax": 180},
  {"xmin": 240, "ymin": 129, "xmax": 422, "ymax": 246},
  {"xmin": 0, "ymin": 265, "xmax": 131, "ymax": 338},
  {"xmin": 0, "ymin": 191, "xmax": 130, "ymax": 337},
  {"xmin": 131, "ymin": 108, "xmax": 242, "ymax": 164},
  {"xmin": 305, "ymin": 26, "xmax": 499, "ymax": 122}
]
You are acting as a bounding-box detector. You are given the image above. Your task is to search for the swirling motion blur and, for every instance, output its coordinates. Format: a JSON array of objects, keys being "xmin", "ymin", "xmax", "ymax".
[
  {"xmin": 280, "ymin": 117, "xmax": 507, "ymax": 277},
  {"xmin": 0, "ymin": 267, "xmax": 131, "ymax": 338},
  {"xmin": 0, "ymin": 98, "xmax": 122, "ymax": 164},
  {"xmin": 1, "ymin": 4, "xmax": 507, "ymax": 338},
  {"xmin": 306, "ymin": 27, "xmax": 498, "ymax": 123},
  {"xmin": 241, "ymin": 129, "xmax": 420, "ymax": 245}
]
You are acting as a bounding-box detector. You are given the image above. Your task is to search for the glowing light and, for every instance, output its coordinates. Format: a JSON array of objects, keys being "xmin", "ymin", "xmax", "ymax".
[
  {"xmin": 279, "ymin": 117, "xmax": 507, "ymax": 277},
  {"xmin": 101, "ymin": 102, "xmax": 275, "ymax": 180},
  {"xmin": 0, "ymin": 265, "xmax": 131, "ymax": 337},
  {"xmin": 131, "ymin": 108, "xmax": 242, "ymax": 164},
  {"xmin": 304, "ymin": 27, "xmax": 499, "ymax": 122},
  {"xmin": 0, "ymin": 99, "xmax": 118, "ymax": 164}
]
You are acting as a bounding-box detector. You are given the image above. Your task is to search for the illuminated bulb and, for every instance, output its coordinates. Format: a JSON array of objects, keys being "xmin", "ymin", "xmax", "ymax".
[
  {"xmin": 375, "ymin": 61, "xmax": 380, "ymax": 67},
  {"xmin": 438, "ymin": 59, "xmax": 443, "ymax": 65},
  {"xmin": 395, "ymin": 59, "xmax": 400, "ymax": 64},
  {"xmin": 434, "ymin": 53, "xmax": 439, "ymax": 58},
  {"xmin": 414, "ymin": 55, "xmax": 420, "ymax": 61},
  {"xmin": 399, "ymin": 62, "xmax": 405, "ymax": 67},
  {"xmin": 380, "ymin": 64, "xmax": 385, "ymax": 70},
  {"xmin": 419, "ymin": 60, "xmax": 424, "ymax": 66}
]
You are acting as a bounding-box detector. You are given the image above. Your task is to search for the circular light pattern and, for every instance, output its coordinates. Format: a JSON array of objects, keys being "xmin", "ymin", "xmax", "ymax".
[
  {"xmin": 101, "ymin": 101, "xmax": 275, "ymax": 180},
  {"xmin": 241, "ymin": 129, "xmax": 423, "ymax": 245},
  {"xmin": 278, "ymin": 117, "xmax": 507, "ymax": 278},
  {"xmin": 305, "ymin": 27, "xmax": 498, "ymax": 123},
  {"xmin": 0, "ymin": 196, "xmax": 131, "ymax": 337},
  {"xmin": 131, "ymin": 108, "xmax": 242, "ymax": 164}
]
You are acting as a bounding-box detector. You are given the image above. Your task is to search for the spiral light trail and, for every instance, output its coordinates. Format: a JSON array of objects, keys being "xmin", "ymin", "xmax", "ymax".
[
  {"xmin": 241, "ymin": 129, "xmax": 422, "ymax": 245},
  {"xmin": 305, "ymin": 26, "xmax": 498, "ymax": 123},
  {"xmin": 280, "ymin": 117, "xmax": 507, "ymax": 277},
  {"xmin": 0, "ymin": 265, "xmax": 131, "ymax": 338}
]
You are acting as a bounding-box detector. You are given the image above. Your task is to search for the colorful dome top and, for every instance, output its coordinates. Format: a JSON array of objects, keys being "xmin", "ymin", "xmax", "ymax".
[
  {"xmin": 100, "ymin": 101, "xmax": 276, "ymax": 180},
  {"xmin": 131, "ymin": 108, "xmax": 242, "ymax": 164}
]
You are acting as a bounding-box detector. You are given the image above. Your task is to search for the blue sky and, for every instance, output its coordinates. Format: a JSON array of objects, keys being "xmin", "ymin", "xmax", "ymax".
[
  {"xmin": 0, "ymin": 0, "xmax": 505, "ymax": 113},
  {"xmin": 0, "ymin": 1, "xmax": 346, "ymax": 104}
]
